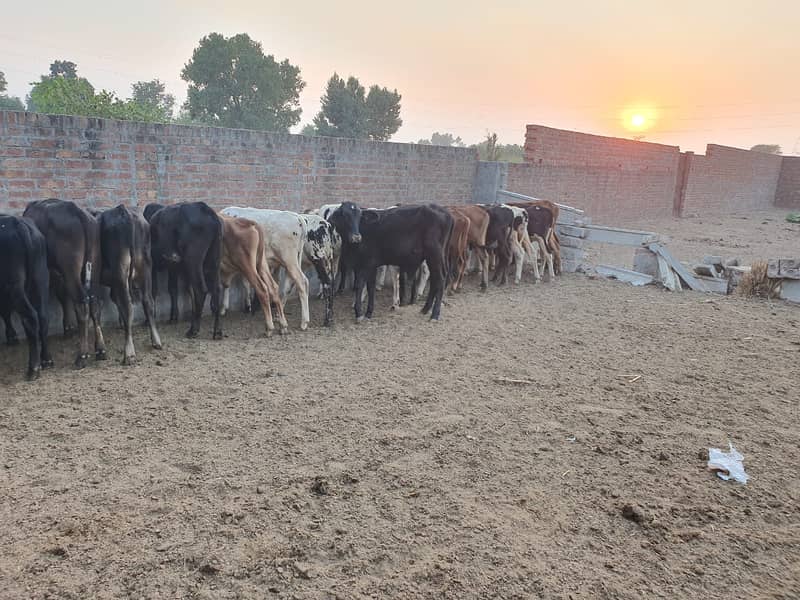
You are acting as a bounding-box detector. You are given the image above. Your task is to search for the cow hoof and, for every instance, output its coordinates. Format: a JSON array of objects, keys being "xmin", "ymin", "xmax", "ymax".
[
  {"xmin": 74, "ymin": 355, "xmax": 89, "ymax": 370},
  {"xmin": 6, "ymin": 337, "xmax": 19, "ymax": 347},
  {"xmin": 96, "ymin": 349, "xmax": 108, "ymax": 361},
  {"xmin": 152, "ymin": 342, "xmax": 163, "ymax": 350},
  {"xmin": 26, "ymin": 367, "xmax": 41, "ymax": 381},
  {"xmin": 63, "ymin": 327, "xmax": 77, "ymax": 338},
  {"xmin": 121, "ymin": 355, "xmax": 136, "ymax": 366},
  {"xmin": 186, "ymin": 329, "xmax": 199, "ymax": 339},
  {"xmin": 213, "ymin": 331, "xmax": 223, "ymax": 341},
  {"xmin": 265, "ymin": 329, "xmax": 274, "ymax": 338},
  {"xmin": 356, "ymin": 316, "xmax": 365, "ymax": 323},
  {"xmin": 390, "ymin": 305, "xmax": 398, "ymax": 311},
  {"xmin": 42, "ymin": 358, "xmax": 54, "ymax": 369}
]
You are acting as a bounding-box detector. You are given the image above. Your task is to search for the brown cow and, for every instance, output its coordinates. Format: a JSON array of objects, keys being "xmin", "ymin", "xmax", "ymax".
[
  {"xmin": 219, "ymin": 215, "xmax": 288, "ymax": 337},
  {"xmin": 447, "ymin": 205, "xmax": 490, "ymax": 290},
  {"xmin": 413, "ymin": 209, "xmax": 471, "ymax": 296}
]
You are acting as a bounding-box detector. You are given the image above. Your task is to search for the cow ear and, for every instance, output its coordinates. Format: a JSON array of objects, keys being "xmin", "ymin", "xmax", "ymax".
[{"xmin": 361, "ymin": 211, "xmax": 381, "ymax": 225}]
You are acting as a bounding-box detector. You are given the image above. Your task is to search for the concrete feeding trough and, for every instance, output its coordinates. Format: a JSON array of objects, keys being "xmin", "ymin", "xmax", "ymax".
[{"xmin": 768, "ymin": 259, "xmax": 800, "ymax": 304}]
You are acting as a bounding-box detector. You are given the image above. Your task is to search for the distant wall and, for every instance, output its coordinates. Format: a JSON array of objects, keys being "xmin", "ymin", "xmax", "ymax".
[
  {"xmin": 0, "ymin": 111, "xmax": 477, "ymax": 215},
  {"xmin": 506, "ymin": 124, "xmax": 795, "ymax": 221},
  {"xmin": 681, "ymin": 144, "xmax": 784, "ymax": 214},
  {"xmin": 775, "ymin": 156, "xmax": 800, "ymax": 209},
  {"xmin": 509, "ymin": 125, "xmax": 680, "ymax": 220}
]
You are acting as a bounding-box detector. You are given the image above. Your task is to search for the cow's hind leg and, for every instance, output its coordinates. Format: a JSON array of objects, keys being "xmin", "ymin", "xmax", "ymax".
[
  {"xmin": 284, "ymin": 261, "xmax": 310, "ymax": 331},
  {"xmin": 139, "ymin": 268, "xmax": 162, "ymax": 350},
  {"xmin": 2, "ymin": 311, "xmax": 18, "ymax": 346},
  {"xmin": 15, "ymin": 291, "xmax": 42, "ymax": 380}
]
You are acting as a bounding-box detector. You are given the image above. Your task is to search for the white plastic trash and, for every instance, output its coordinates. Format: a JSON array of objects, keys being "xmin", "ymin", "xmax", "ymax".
[{"xmin": 707, "ymin": 443, "xmax": 749, "ymax": 484}]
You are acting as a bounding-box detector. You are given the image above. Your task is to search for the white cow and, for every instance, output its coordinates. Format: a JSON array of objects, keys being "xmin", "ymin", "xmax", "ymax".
[{"xmin": 221, "ymin": 207, "xmax": 311, "ymax": 331}]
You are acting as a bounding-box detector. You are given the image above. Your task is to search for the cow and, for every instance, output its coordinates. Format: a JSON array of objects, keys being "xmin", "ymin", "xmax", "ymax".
[
  {"xmin": 502, "ymin": 204, "xmax": 543, "ymax": 284},
  {"xmin": 148, "ymin": 202, "xmax": 223, "ymax": 339},
  {"xmin": 446, "ymin": 205, "xmax": 491, "ymax": 290},
  {"xmin": 506, "ymin": 201, "xmax": 558, "ymax": 279},
  {"xmin": 23, "ymin": 198, "xmax": 107, "ymax": 368},
  {"xmin": 0, "ymin": 215, "xmax": 53, "ymax": 379},
  {"xmin": 327, "ymin": 202, "xmax": 452, "ymax": 321},
  {"xmin": 142, "ymin": 203, "xmax": 183, "ymax": 322},
  {"xmin": 219, "ymin": 215, "xmax": 288, "ymax": 336},
  {"xmin": 478, "ymin": 204, "xmax": 515, "ymax": 286},
  {"xmin": 93, "ymin": 205, "xmax": 163, "ymax": 365},
  {"xmin": 506, "ymin": 200, "xmax": 561, "ymax": 275},
  {"xmin": 408, "ymin": 207, "xmax": 470, "ymax": 298},
  {"xmin": 220, "ymin": 207, "xmax": 311, "ymax": 330}
]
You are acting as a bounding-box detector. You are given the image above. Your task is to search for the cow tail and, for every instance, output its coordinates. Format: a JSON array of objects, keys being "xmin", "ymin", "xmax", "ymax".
[
  {"xmin": 79, "ymin": 213, "xmax": 94, "ymax": 301},
  {"xmin": 14, "ymin": 218, "xmax": 36, "ymax": 289}
]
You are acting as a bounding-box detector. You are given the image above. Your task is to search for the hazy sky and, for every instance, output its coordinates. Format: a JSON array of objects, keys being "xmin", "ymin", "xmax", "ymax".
[{"xmin": 2, "ymin": 0, "xmax": 799, "ymax": 153}]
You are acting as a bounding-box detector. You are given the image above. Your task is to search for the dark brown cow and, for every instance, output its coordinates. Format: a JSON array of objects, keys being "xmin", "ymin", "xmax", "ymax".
[
  {"xmin": 219, "ymin": 215, "xmax": 288, "ymax": 337},
  {"xmin": 23, "ymin": 199, "xmax": 107, "ymax": 368},
  {"xmin": 506, "ymin": 200, "xmax": 562, "ymax": 275},
  {"xmin": 478, "ymin": 204, "xmax": 515, "ymax": 286},
  {"xmin": 94, "ymin": 205, "xmax": 162, "ymax": 365}
]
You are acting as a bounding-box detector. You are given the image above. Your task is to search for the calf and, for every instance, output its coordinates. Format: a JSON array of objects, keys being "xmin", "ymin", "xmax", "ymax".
[
  {"xmin": 446, "ymin": 205, "xmax": 490, "ymax": 289},
  {"xmin": 328, "ymin": 203, "xmax": 452, "ymax": 321},
  {"xmin": 95, "ymin": 205, "xmax": 162, "ymax": 364},
  {"xmin": 506, "ymin": 200, "xmax": 561, "ymax": 275},
  {"xmin": 149, "ymin": 202, "xmax": 223, "ymax": 339},
  {"xmin": 23, "ymin": 198, "xmax": 107, "ymax": 368},
  {"xmin": 221, "ymin": 207, "xmax": 311, "ymax": 331},
  {"xmin": 0, "ymin": 215, "xmax": 53, "ymax": 379}
]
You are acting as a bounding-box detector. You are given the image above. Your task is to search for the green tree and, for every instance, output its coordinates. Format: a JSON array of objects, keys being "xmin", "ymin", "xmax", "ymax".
[
  {"xmin": 471, "ymin": 134, "xmax": 524, "ymax": 163},
  {"xmin": 418, "ymin": 132, "xmax": 464, "ymax": 147},
  {"xmin": 0, "ymin": 69, "xmax": 24, "ymax": 110},
  {"xmin": 313, "ymin": 74, "xmax": 367, "ymax": 138},
  {"xmin": 48, "ymin": 60, "xmax": 78, "ymax": 79},
  {"xmin": 312, "ymin": 73, "xmax": 402, "ymax": 140},
  {"xmin": 0, "ymin": 70, "xmax": 6, "ymax": 94},
  {"xmin": 365, "ymin": 85, "xmax": 402, "ymax": 141},
  {"xmin": 750, "ymin": 144, "xmax": 781, "ymax": 154},
  {"xmin": 28, "ymin": 75, "xmax": 96, "ymax": 114},
  {"xmin": 300, "ymin": 123, "xmax": 317, "ymax": 136},
  {"xmin": 131, "ymin": 79, "xmax": 175, "ymax": 120},
  {"xmin": 181, "ymin": 32, "xmax": 304, "ymax": 132}
]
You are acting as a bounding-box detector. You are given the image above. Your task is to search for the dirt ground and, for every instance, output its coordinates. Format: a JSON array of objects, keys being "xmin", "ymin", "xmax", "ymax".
[{"xmin": 1, "ymin": 212, "xmax": 799, "ymax": 599}]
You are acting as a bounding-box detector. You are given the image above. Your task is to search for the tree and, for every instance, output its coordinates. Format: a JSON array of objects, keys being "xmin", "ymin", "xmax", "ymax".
[
  {"xmin": 181, "ymin": 32, "xmax": 304, "ymax": 132},
  {"xmin": 131, "ymin": 79, "xmax": 175, "ymax": 120},
  {"xmin": 750, "ymin": 144, "xmax": 781, "ymax": 154},
  {"xmin": 0, "ymin": 70, "xmax": 24, "ymax": 110},
  {"xmin": 0, "ymin": 70, "xmax": 6, "ymax": 94},
  {"xmin": 28, "ymin": 75, "xmax": 96, "ymax": 114},
  {"xmin": 365, "ymin": 85, "xmax": 402, "ymax": 141},
  {"xmin": 312, "ymin": 73, "xmax": 402, "ymax": 140},
  {"xmin": 300, "ymin": 123, "xmax": 317, "ymax": 136},
  {"xmin": 418, "ymin": 132, "xmax": 465, "ymax": 147},
  {"xmin": 471, "ymin": 133, "xmax": 524, "ymax": 163},
  {"xmin": 313, "ymin": 74, "xmax": 367, "ymax": 138},
  {"xmin": 48, "ymin": 60, "xmax": 78, "ymax": 79}
]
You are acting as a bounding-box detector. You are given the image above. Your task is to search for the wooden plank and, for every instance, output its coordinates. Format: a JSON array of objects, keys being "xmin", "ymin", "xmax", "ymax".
[
  {"xmin": 583, "ymin": 225, "xmax": 660, "ymax": 247},
  {"xmin": 780, "ymin": 279, "xmax": 800, "ymax": 303},
  {"xmin": 556, "ymin": 224, "xmax": 587, "ymax": 238},
  {"xmin": 768, "ymin": 259, "xmax": 800, "ymax": 280},
  {"xmin": 595, "ymin": 265, "xmax": 654, "ymax": 286},
  {"xmin": 648, "ymin": 243, "xmax": 707, "ymax": 292}
]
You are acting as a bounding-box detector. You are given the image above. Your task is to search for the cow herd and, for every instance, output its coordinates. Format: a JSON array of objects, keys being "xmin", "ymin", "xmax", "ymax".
[{"xmin": 0, "ymin": 198, "xmax": 561, "ymax": 381}]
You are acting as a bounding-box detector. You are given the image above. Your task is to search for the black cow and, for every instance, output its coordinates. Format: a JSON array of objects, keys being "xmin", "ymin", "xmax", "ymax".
[
  {"xmin": 23, "ymin": 199, "xmax": 107, "ymax": 368},
  {"xmin": 95, "ymin": 205, "xmax": 163, "ymax": 364},
  {"xmin": 143, "ymin": 203, "xmax": 182, "ymax": 322},
  {"xmin": 148, "ymin": 202, "xmax": 223, "ymax": 339},
  {"xmin": 0, "ymin": 215, "xmax": 53, "ymax": 379},
  {"xmin": 328, "ymin": 203, "xmax": 453, "ymax": 321},
  {"xmin": 479, "ymin": 204, "xmax": 515, "ymax": 286}
]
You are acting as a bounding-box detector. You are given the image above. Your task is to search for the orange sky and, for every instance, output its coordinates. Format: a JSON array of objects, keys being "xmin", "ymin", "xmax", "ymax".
[{"xmin": 2, "ymin": 0, "xmax": 799, "ymax": 153}]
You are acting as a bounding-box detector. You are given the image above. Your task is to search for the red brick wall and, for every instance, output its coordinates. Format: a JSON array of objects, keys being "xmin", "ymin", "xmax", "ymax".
[
  {"xmin": 509, "ymin": 125, "xmax": 680, "ymax": 221},
  {"xmin": 0, "ymin": 111, "xmax": 477, "ymax": 215},
  {"xmin": 775, "ymin": 156, "xmax": 800, "ymax": 209},
  {"xmin": 681, "ymin": 144, "xmax": 784, "ymax": 214}
]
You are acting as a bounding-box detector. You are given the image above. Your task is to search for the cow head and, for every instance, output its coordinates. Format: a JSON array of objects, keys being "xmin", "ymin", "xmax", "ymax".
[{"xmin": 329, "ymin": 201, "xmax": 362, "ymax": 244}]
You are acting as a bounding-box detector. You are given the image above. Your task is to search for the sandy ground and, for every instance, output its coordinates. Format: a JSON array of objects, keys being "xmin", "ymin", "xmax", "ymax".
[
  {"xmin": 1, "ymin": 211, "xmax": 799, "ymax": 599},
  {"xmin": 587, "ymin": 207, "xmax": 800, "ymax": 270}
]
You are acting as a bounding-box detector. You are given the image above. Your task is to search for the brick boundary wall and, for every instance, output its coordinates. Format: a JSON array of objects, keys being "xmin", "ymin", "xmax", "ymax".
[
  {"xmin": 775, "ymin": 156, "xmax": 800, "ymax": 209},
  {"xmin": 680, "ymin": 144, "xmax": 784, "ymax": 215},
  {"xmin": 507, "ymin": 123, "xmax": 797, "ymax": 222},
  {"xmin": 0, "ymin": 111, "xmax": 477, "ymax": 215}
]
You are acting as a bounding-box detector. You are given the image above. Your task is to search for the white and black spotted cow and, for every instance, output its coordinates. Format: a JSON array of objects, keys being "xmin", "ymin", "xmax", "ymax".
[{"xmin": 294, "ymin": 213, "xmax": 338, "ymax": 326}]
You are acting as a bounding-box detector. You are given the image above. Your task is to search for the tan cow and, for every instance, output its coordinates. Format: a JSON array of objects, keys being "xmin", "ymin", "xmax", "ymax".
[
  {"xmin": 219, "ymin": 215, "xmax": 288, "ymax": 337},
  {"xmin": 446, "ymin": 205, "xmax": 491, "ymax": 290}
]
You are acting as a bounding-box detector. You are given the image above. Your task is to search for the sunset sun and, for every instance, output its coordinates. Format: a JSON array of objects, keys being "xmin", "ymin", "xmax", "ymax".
[{"xmin": 630, "ymin": 113, "xmax": 646, "ymax": 128}]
